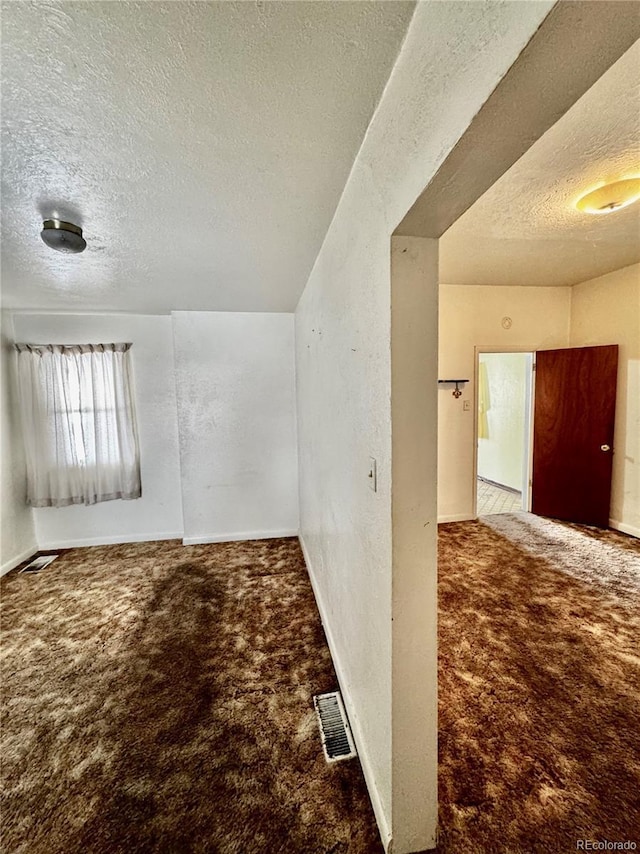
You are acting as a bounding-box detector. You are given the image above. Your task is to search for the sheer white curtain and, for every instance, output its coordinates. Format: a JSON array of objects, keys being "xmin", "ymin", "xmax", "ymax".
[{"xmin": 15, "ymin": 343, "xmax": 141, "ymax": 507}]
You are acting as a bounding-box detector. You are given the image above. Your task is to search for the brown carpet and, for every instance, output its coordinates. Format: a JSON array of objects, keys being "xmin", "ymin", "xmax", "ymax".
[
  {"xmin": 1, "ymin": 538, "xmax": 382, "ymax": 854},
  {"xmin": 3, "ymin": 520, "xmax": 640, "ymax": 854},
  {"xmin": 437, "ymin": 514, "xmax": 640, "ymax": 854}
]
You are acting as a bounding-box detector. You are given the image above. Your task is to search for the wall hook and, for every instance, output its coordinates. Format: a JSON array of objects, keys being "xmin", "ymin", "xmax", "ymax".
[{"xmin": 438, "ymin": 379, "xmax": 469, "ymax": 398}]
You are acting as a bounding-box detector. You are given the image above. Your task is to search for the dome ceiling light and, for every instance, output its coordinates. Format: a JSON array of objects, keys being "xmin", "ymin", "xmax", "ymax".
[
  {"xmin": 40, "ymin": 219, "xmax": 87, "ymax": 253},
  {"xmin": 575, "ymin": 178, "xmax": 640, "ymax": 215}
]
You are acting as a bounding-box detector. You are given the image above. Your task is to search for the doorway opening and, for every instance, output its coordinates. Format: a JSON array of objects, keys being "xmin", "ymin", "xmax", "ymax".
[
  {"xmin": 475, "ymin": 350, "xmax": 534, "ymax": 518},
  {"xmin": 388, "ymin": 6, "xmax": 636, "ymax": 849}
]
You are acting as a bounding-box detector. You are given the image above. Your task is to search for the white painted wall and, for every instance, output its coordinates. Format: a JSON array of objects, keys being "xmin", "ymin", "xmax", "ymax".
[
  {"xmin": 570, "ymin": 263, "xmax": 640, "ymax": 537},
  {"xmin": 390, "ymin": 236, "xmax": 439, "ymax": 851},
  {"xmin": 11, "ymin": 313, "xmax": 184, "ymax": 548},
  {"xmin": 477, "ymin": 352, "xmax": 530, "ymax": 492},
  {"xmin": 9, "ymin": 311, "xmax": 299, "ymax": 550},
  {"xmin": 438, "ymin": 285, "xmax": 571, "ymax": 522},
  {"xmin": 295, "ymin": 4, "xmax": 555, "ymax": 851},
  {"xmin": 1, "ymin": 311, "xmax": 37, "ymax": 574},
  {"xmin": 172, "ymin": 312, "xmax": 298, "ymax": 544}
]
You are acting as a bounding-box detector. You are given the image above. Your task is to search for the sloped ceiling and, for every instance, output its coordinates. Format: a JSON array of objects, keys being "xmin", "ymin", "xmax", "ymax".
[
  {"xmin": 440, "ymin": 40, "xmax": 640, "ymax": 287},
  {"xmin": 1, "ymin": 0, "xmax": 414, "ymax": 313}
]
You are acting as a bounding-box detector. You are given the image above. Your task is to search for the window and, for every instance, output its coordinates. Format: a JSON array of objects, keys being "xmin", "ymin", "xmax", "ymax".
[{"xmin": 15, "ymin": 343, "xmax": 141, "ymax": 507}]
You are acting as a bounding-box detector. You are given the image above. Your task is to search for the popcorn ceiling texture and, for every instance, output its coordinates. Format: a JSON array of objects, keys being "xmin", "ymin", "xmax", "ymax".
[
  {"xmin": 440, "ymin": 41, "xmax": 640, "ymax": 288},
  {"xmin": 0, "ymin": 1, "xmax": 415, "ymax": 313}
]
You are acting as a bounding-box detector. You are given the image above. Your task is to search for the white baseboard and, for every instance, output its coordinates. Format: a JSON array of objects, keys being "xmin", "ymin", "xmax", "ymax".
[
  {"xmin": 438, "ymin": 513, "xmax": 474, "ymax": 524},
  {"xmin": 37, "ymin": 531, "xmax": 184, "ymax": 550},
  {"xmin": 183, "ymin": 529, "xmax": 298, "ymax": 546},
  {"xmin": 1, "ymin": 544, "xmax": 38, "ymax": 577},
  {"xmin": 298, "ymin": 534, "xmax": 393, "ymax": 853},
  {"xmin": 609, "ymin": 519, "xmax": 640, "ymax": 539}
]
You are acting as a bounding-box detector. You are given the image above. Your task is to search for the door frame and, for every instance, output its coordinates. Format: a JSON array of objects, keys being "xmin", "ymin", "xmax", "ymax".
[
  {"xmin": 387, "ymin": 5, "xmax": 638, "ymax": 848},
  {"xmin": 473, "ymin": 345, "xmax": 536, "ymax": 519}
]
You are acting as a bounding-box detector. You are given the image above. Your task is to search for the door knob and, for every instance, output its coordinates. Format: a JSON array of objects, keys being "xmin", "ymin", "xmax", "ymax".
[{"xmin": 601, "ymin": 444, "xmax": 611, "ymax": 452}]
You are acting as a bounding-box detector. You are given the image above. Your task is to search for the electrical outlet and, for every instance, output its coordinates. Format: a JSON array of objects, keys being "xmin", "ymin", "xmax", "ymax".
[
  {"xmin": 463, "ymin": 400, "xmax": 471, "ymax": 411},
  {"xmin": 368, "ymin": 457, "xmax": 377, "ymax": 492}
]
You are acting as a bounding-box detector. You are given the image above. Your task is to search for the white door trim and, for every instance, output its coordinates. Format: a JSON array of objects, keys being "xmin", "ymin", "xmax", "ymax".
[{"xmin": 473, "ymin": 345, "xmax": 536, "ymax": 519}]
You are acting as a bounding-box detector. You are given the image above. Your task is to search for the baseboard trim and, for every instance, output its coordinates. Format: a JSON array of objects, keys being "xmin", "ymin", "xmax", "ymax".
[
  {"xmin": 438, "ymin": 513, "xmax": 475, "ymax": 524},
  {"xmin": 1, "ymin": 544, "xmax": 38, "ymax": 577},
  {"xmin": 609, "ymin": 519, "xmax": 640, "ymax": 539},
  {"xmin": 183, "ymin": 529, "xmax": 298, "ymax": 546},
  {"xmin": 477, "ymin": 476, "xmax": 520, "ymax": 495},
  {"xmin": 298, "ymin": 534, "xmax": 393, "ymax": 853},
  {"xmin": 37, "ymin": 532, "xmax": 184, "ymax": 550}
]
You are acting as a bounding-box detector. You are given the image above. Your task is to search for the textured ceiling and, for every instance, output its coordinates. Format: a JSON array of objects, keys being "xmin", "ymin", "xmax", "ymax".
[
  {"xmin": 440, "ymin": 40, "xmax": 640, "ymax": 288},
  {"xmin": 1, "ymin": 0, "xmax": 415, "ymax": 313}
]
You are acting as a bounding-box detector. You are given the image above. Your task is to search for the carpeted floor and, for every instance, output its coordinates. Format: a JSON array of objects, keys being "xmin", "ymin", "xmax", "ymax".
[
  {"xmin": 3, "ymin": 520, "xmax": 639, "ymax": 854},
  {"xmin": 437, "ymin": 514, "xmax": 640, "ymax": 854},
  {"xmin": 1, "ymin": 538, "xmax": 382, "ymax": 854}
]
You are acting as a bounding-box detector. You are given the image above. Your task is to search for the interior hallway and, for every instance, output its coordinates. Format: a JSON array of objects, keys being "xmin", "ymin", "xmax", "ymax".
[{"xmin": 437, "ymin": 514, "xmax": 640, "ymax": 853}]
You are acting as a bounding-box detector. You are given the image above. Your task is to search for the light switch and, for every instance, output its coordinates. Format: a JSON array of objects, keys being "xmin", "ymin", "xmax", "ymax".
[
  {"xmin": 368, "ymin": 457, "xmax": 377, "ymax": 492},
  {"xmin": 463, "ymin": 400, "xmax": 471, "ymax": 411}
]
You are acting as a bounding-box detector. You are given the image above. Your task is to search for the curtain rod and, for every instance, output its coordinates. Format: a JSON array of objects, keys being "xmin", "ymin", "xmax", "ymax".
[{"xmin": 14, "ymin": 343, "xmax": 133, "ymax": 353}]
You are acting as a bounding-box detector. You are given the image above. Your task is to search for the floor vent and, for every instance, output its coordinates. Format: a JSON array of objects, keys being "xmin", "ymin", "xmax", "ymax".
[
  {"xmin": 313, "ymin": 691, "xmax": 357, "ymax": 763},
  {"xmin": 20, "ymin": 554, "xmax": 59, "ymax": 574}
]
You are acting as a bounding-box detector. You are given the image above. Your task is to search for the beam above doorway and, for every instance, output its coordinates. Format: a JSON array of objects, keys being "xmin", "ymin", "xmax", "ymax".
[{"xmin": 394, "ymin": 1, "xmax": 640, "ymax": 239}]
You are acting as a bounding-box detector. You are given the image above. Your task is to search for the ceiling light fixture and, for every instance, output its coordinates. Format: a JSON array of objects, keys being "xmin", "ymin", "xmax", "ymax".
[
  {"xmin": 575, "ymin": 178, "xmax": 640, "ymax": 215},
  {"xmin": 40, "ymin": 219, "xmax": 87, "ymax": 253}
]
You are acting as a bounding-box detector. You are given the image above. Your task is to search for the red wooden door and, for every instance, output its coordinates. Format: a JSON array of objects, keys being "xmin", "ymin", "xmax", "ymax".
[{"xmin": 531, "ymin": 345, "xmax": 618, "ymax": 528}]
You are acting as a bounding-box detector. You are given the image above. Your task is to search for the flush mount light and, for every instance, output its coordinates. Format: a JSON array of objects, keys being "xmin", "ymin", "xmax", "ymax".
[
  {"xmin": 40, "ymin": 219, "xmax": 87, "ymax": 253},
  {"xmin": 575, "ymin": 178, "xmax": 640, "ymax": 215}
]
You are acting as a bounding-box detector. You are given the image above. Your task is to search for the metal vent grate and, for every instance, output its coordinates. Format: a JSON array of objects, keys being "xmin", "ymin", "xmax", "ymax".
[
  {"xmin": 313, "ymin": 691, "xmax": 357, "ymax": 763},
  {"xmin": 20, "ymin": 554, "xmax": 59, "ymax": 574}
]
